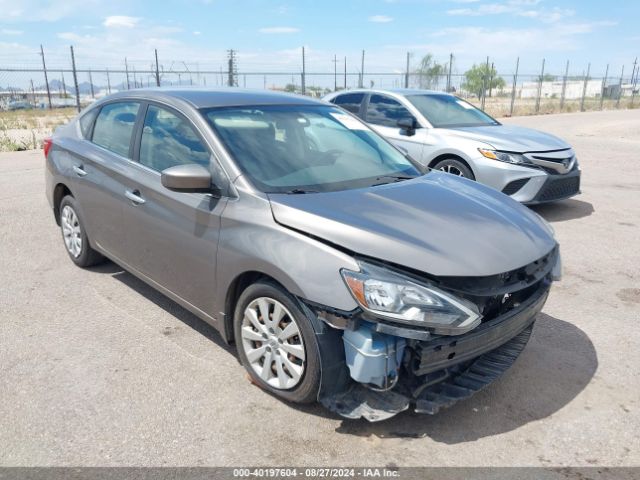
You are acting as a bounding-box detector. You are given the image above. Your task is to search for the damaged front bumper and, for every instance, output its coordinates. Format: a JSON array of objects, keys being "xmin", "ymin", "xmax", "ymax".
[{"xmin": 317, "ymin": 283, "xmax": 549, "ymax": 422}]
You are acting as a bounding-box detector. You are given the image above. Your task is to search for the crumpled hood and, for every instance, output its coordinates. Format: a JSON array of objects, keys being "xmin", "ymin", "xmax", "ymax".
[
  {"xmin": 269, "ymin": 173, "xmax": 556, "ymax": 277},
  {"xmin": 442, "ymin": 124, "xmax": 570, "ymax": 153}
]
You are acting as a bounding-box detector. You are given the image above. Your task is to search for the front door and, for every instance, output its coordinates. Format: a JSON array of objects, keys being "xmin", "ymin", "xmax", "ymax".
[{"xmin": 120, "ymin": 103, "xmax": 228, "ymax": 316}]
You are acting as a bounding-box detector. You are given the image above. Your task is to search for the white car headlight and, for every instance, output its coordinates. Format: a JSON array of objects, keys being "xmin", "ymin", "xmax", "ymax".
[
  {"xmin": 341, "ymin": 261, "xmax": 482, "ymax": 335},
  {"xmin": 478, "ymin": 148, "xmax": 533, "ymax": 166}
]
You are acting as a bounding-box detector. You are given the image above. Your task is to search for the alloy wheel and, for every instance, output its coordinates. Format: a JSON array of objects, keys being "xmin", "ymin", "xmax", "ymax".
[
  {"xmin": 439, "ymin": 164, "xmax": 465, "ymax": 177},
  {"xmin": 61, "ymin": 205, "xmax": 82, "ymax": 258},
  {"xmin": 240, "ymin": 297, "xmax": 306, "ymax": 390}
]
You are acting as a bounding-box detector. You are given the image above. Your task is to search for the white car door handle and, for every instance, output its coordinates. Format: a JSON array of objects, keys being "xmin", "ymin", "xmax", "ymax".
[
  {"xmin": 125, "ymin": 189, "xmax": 146, "ymax": 205},
  {"xmin": 72, "ymin": 165, "xmax": 87, "ymax": 177}
]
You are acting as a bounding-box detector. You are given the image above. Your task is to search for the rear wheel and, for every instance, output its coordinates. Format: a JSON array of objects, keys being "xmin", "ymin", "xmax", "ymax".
[
  {"xmin": 234, "ymin": 281, "xmax": 321, "ymax": 404},
  {"xmin": 433, "ymin": 158, "xmax": 475, "ymax": 180},
  {"xmin": 59, "ymin": 196, "xmax": 104, "ymax": 268}
]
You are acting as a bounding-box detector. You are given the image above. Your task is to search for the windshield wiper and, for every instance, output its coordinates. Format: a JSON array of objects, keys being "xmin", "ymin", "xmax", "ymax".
[
  {"xmin": 370, "ymin": 174, "xmax": 417, "ymax": 186},
  {"xmin": 284, "ymin": 188, "xmax": 320, "ymax": 194}
]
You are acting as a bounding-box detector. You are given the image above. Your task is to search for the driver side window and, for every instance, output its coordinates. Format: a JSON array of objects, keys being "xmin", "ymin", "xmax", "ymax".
[
  {"xmin": 139, "ymin": 105, "xmax": 210, "ymax": 172},
  {"xmin": 366, "ymin": 94, "xmax": 415, "ymax": 128}
]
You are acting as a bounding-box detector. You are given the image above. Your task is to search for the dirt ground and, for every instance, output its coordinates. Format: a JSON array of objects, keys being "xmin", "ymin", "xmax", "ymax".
[{"xmin": 0, "ymin": 109, "xmax": 638, "ymax": 469}]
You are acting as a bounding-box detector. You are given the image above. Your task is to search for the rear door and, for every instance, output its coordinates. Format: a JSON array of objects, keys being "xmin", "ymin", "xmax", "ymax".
[
  {"xmin": 120, "ymin": 103, "xmax": 228, "ymax": 315},
  {"xmin": 363, "ymin": 94, "xmax": 426, "ymax": 162},
  {"xmin": 72, "ymin": 101, "xmax": 141, "ymax": 260}
]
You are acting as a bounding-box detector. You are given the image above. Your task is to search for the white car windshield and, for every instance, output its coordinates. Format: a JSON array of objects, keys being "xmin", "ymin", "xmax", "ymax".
[
  {"xmin": 202, "ymin": 105, "xmax": 423, "ymax": 193},
  {"xmin": 407, "ymin": 94, "xmax": 499, "ymax": 128}
]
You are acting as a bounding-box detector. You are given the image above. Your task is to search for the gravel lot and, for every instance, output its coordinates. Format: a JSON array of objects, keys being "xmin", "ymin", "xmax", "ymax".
[{"xmin": 0, "ymin": 109, "xmax": 638, "ymax": 469}]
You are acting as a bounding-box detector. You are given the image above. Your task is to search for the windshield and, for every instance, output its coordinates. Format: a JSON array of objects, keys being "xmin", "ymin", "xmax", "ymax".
[
  {"xmin": 202, "ymin": 105, "xmax": 422, "ymax": 193},
  {"xmin": 406, "ymin": 94, "xmax": 499, "ymax": 128}
]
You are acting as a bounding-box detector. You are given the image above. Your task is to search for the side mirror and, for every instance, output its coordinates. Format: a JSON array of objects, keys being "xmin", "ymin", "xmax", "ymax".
[
  {"xmin": 161, "ymin": 164, "xmax": 212, "ymax": 192},
  {"xmin": 397, "ymin": 117, "xmax": 418, "ymax": 136}
]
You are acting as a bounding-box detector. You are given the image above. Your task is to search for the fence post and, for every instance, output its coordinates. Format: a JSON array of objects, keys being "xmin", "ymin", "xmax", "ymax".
[
  {"xmin": 344, "ymin": 56, "xmax": 347, "ymax": 89},
  {"xmin": 535, "ymin": 58, "xmax": 545, "ymax": 114},
  {"xmin": 70, "ymin": 45, "xmax": 81, "ymax": 113},
  {"xmin": 599, "ymin": 64, "xmax": 608, "ymax": 110},
  {"xmin": 631, "ymin": 58, "xmax": 638, "ymax": 107},
  {"xmin": 88, "ymin": 70, "xmax": 95, "ymax": 98},
  {"xmin": 481, "ymin": 56, "xmax": 489, "ymax": 110},
  {"xmin": 155, "ymin": 49, "xmax": 161, "ymax": 87},
  {"xmin": 580, "ymin": 62, "xmax": 590, "ymax": 111},
  {"xmin": 446, "ymin": 53, "xmax": 453, "ymax": 92},
  {"xmin": 509, "ymin": 57, "xmax": 519, "ymax": 117},
  {"xmin": 125, "ymin": 57, "xmax": 130, "ymax": 90},
  {"xmin": 360, "ymin": 50, "xmax": 365, "ymax": 88},
  {"xmin": 40, "ymin": 45, "xmax": 52, "ymax": 110},
  {"xmin": 488, "ymin": 62, "xmax": 495, "ymax": 98},
  {"xmin": 106, "ymin": 68, "xmax": 111, "ymax": 94},
  {"xmin": 560, "ymin": 60, "xmax": 569, "ymax": 111},
  {"xmin": 616, "ymin": 65, "xmax": 624, "ymax": 108},
  {"xmin": 301, "ymin": 47, "xmax": 306, "ymax": 95},
  {"xmin": 405, "ymin": 52, "xmax": 410, "ymax": 88}
]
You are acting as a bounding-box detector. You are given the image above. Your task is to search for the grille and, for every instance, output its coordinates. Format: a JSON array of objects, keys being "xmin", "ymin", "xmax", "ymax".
[
  {"xmin": 537, "ymin": 175, "xmax": 580, "ymax": 202},
  {"xmin": 502, "ymin": 178, "xmax": 529, "ymax": 195}
]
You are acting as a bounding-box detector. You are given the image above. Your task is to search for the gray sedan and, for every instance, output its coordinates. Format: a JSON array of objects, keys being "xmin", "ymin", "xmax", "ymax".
[
  {"xmin": 324, "ymin": 88, "xmax": 581, "ymax": 204},
  {"xmin": 45, "ymin": 88, "xmax": 560, "ymax": 421}
]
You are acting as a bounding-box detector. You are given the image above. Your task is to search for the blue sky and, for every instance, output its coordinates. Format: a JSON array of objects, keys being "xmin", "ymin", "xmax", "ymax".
[{"xmin": 0, "ymin": 0, "xmax": 638, "ymax": 77}]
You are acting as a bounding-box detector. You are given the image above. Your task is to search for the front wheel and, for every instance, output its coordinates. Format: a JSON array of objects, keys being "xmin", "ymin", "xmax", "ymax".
[
  {"xmin": 234, "ymin": 281, "xmax": 321, "ymax": 404},
  {"xmin": 433, "ymin": 158, "xmax": 475, "ymax": 180}
]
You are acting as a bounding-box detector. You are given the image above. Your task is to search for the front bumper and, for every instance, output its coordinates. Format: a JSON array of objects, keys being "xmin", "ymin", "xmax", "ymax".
[
  {"xmin": 320, "ymin": 284, "xmax": 549, "ymax": 421},
  {"xmin": 523, "ymin": 167, "xmax": 581, "ymax": 205}
]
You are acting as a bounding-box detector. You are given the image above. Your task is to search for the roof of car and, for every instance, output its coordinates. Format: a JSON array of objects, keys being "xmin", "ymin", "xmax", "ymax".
[
  {"xmin": 329, "ymin": 88, "xmax": 449, "ymax": 97},
  {"xmin": 106, "ymin": 87, "xmax": 326, "ymax": 109}
]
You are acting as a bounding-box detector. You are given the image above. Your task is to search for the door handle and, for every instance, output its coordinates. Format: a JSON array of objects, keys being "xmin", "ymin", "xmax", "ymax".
[
  {"xmin": 125, "ymin": 189, "xmax": 146, "ymax": 205},
  {"xmin": 73, "ymin": 165, "xmax": 87, "ymax": 177}
]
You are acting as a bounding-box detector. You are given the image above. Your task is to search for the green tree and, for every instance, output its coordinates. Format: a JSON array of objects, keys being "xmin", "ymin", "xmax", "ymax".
[
  {"xmin": 462, "ymin": 64, "xmax": 505, "ymax": 98},
  {"xmin": 414, "ymin": 54, "xmax": 446, "ymax": 89},
  {"xmin": 284, "ymin": 83, "xmax": 297, "ymax": 93}
]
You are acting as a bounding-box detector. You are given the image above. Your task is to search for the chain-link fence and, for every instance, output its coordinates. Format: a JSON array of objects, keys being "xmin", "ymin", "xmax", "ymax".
[{"xmin": 1, "ymin": 47, "xmax": 638, "ymax": 118}]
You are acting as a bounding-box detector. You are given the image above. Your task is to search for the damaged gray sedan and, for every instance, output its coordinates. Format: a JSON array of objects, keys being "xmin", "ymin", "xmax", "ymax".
[{"xmin": 45, "ymin": 88, "xmax": 561, "ymax": 421}]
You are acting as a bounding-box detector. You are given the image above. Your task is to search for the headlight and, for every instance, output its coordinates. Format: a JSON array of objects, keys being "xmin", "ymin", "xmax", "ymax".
[
  {"xmin": 478, "ymin": 148, "xmax": 532, "ymax": 166},
  {"xmin": 341, "ymin": 261, "xmax": 482, "ymax": 335}
]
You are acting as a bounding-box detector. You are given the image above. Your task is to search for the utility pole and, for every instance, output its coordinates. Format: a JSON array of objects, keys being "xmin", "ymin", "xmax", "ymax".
[
  {"xmin": 360, "ymin": 50, "xmax": 365, "ymax": 88},
  {"xmin": 301, "ymin": 46, "xmax": 306, "ymax": 95},
  {"xmin": 155, "ymin": 49, "xmax": 161, "ymax": 87},
  {"xmin": 405, "ymin": 52, "xmax": 410, "ymax": 88},
  {"xmin": 333, "ymin": 54, "xmax": 338, "ymax": 91},
  {"xmin": 39, "ymin": 45, "xmax": 52, "ymax": 109},
  {"xmin": 125, "ymin": 57, "xmax": 130, "ymax": 90},
  {"xmin": 70, "ymin": 46, "xmax": 81, "ymax": 112},
  {"xmin": 227, "ymin": 49, "xmax": 237, "ymax": 87}
]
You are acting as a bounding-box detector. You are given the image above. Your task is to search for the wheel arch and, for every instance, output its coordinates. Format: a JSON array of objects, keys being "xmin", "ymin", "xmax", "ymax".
[{"xmin": 53, "ymin": 183, "xmax": 73, "ymax": 225}]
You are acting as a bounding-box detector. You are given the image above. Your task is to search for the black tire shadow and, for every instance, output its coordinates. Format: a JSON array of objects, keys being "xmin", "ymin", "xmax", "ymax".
[
  {"xmin": 529, "ymin": 199, "xmax": 594, "ymax": 222},
  {"xmin": 88, "ymin": 261, "xmax": 235, "ymax": 355},
  {"xmin": 334, "ymin": 313, "xmax": 597, "ymax": 443}
]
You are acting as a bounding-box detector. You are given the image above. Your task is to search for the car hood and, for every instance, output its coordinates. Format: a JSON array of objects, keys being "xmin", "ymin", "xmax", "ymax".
[
  {"xmin": 268, "ymin": 173, "xmax": 556, "ymax": 277},
  {"xmin": 441, "ymin": 124, "xmax": 570, "ymax": 152}
]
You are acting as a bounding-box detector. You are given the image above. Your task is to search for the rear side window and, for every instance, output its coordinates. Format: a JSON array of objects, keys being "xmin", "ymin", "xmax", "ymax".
[
  {"xmin": 332, "ymin": 93, "xmax": 365, "ymax": 115},
  {"xmin": 79, "ymin": 108, "xmax": 99, "ymax": 139},
  {"xmin": 139, "ymin": 105, "xmax": 209, "ymax": 172},
  {"xmin": 365, "ymin": 94, "xmax": 414, "ymax": 128},
  {"xmin": 91, "ymin": 102, "xmax": 140, "ymax": 158}
]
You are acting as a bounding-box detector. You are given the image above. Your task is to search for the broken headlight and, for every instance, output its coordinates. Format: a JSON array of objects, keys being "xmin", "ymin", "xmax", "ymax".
[{"xmin": 341, "ymin": 261, "xmax": 481, "ymax": 335}]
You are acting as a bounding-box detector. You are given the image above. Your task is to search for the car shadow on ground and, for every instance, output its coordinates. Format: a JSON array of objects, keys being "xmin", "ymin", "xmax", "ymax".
[
  {"xmin": 330, "ymin": 313, "xmax": 598, "ymax": 443},
  {"xmin": 530, "ymin": 199, "xmax": 594, "ymax": 222},
  {"xmin": 88, "ymin": 261, "xmax": 235, "ymax": 355}
]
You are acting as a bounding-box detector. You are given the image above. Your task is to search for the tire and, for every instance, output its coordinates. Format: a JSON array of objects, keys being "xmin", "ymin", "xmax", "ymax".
[
  {"xmin": 234, "ymin": 281, "xmax": 321, "ymax": 404},
  {"xmin": 59, "ymin": 196, "xmax": 105, "ymax": 268},
  {"xmin": 433, "ymin": 158, "xmax": 475, "ymax": 180}
]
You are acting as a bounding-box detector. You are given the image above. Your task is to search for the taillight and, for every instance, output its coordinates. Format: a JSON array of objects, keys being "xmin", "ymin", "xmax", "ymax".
[{"xmin": 43, "ymin": 137, "xmax": 53, "ymax": 159}]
